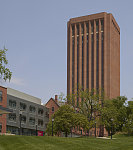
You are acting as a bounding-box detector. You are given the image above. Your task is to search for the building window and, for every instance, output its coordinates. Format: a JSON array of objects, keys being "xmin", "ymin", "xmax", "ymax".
[
  {"xmin": 38, "ymin": 119, "xmax": 43, "ymax": 127},
  {"xmin": 9, "ymin": 113, "xmax": 16, "ymax": 122},
  {"xmin": 87, "ymin": 35, "xmax": 89, "ymax": 89},
  {"xmin": 20, "ymin": 102, "xmax": 26, "ymax": 111},
  {"xmin": 86, "ymin": 23, "xmax": 89, "ymax": 34},
  {"xmin": 101, "ymin": 32, "xmax": 104, "ymax": 90},
  {"xmin": 0, "ymin": 91, "xmax": 2, "ymax": 102},
  {"xmin": 101, "ymin": 19, "xmax": 104, "ymax": 32},
  {"xmin": 91, "ymin": 34, "xmax": 94, "ymax": 89},
  {"xmin": 77, "ymin": 36, "xmax": 79, "ymax": 106},
  {"xmin": 38, "ymin": 108, "xmax": 43, "ymax": 115},
  {"xmin": 72, "ymin": 36, "xmax": 75, "ymax": 93},
  {"xmin": 21, "ymin": 115, "xmax": 26, "ymax": 124},
  {"xmin": 52, "ymin": 107, "xmax": 54, "ymax": 112},
  {"xmin": 6, "ymin": 126, "xmax": 18, "ymax": 135},
  {"xmin": 45, "ymin": 111, "xmax": 49, "ymax": 118},
  {"xmin": 82, "ymin": 35, "xmax": 84, "ymax": 89},
  {"xmin": 91, "ymin": 21, "xmax": 94, "ymax": 34},
  {"xmin": 29, "ymin": 117, "xmax": 35, "ymax": 125},
  {"xmin": 77, "ymin": 24, "xmax": 79, "ymax": 36},
  {"xmin": 72, "ymin": 25, "xmax": 74, "ymax": 36},
  {"xmin": 29, "ymin": 105, "xmax": 36, "ymax": 113},
  {"xmin": 96, "ymin": 20, "xmax": 99, "ymax": 33},
  {"xmin": 81, "ymin": 24, "xmax": 84, "ymax": 34},
  {"xmin": 9, "ymin": 100, "xmax": 16, "ymax": 109},
  {"xmin": 96, "ymin": 33, "xmax": 99, "ymax": 91}
]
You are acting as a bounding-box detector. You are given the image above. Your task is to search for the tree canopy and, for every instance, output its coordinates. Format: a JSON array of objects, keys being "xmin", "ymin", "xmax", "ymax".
[
  {"xmin": 67, "ymin": 88, "xmax": 104, "ymax": 132},
  {"xmin": 122, "ymin": 100, "xmax": 133, "ymax": 135},
  {"xmin": 101, "ymin": 96, "xmax": 128, "ymax": 135},
  {"xmin": 46, "ymin": 104, "xmax": 89, "ymax": 137},
  {"xmin": 0, "ymin": 47, "xmax": 12, "ymax": 81}
]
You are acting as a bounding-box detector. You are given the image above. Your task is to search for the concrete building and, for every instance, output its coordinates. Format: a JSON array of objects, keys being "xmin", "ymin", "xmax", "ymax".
[
  {"xmin": 0, "ymin": 86, "xmax": 49, "ymax": 135},
  {"xmin": 67, "ymin": 12, "xmax": 120, "ymax": 99}
]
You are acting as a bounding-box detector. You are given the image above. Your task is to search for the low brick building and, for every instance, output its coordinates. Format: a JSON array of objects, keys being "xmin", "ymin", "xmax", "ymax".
[
  {"xmin": 0, "ymin": 86, "xmax": 8, "ymax": 133},
  {"xmin": 45, "ymin": 95, "xmax": 60, "ymax": 119}
]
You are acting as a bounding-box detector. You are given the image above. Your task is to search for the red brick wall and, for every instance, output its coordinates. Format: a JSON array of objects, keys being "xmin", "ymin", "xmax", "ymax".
[
  {"xmin": 45, "ymin": 98, "xmax": 59, "ymax": 119},
  {"xmin": 0, "ymin": 114, "xmax": 6, "ymax": 133},
  {"xmin": 0, "ymin": 86, "xmax": 7, "ymax": 133},
  {"xmin": 67, "ymin": 12, "xmax": 120, "ymax": 99}
]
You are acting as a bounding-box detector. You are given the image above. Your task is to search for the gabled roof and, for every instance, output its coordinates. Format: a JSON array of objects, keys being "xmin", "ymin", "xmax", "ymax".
[{"xmin": 45, "ymin": 98, "xmax": 60, "ymax": 107}]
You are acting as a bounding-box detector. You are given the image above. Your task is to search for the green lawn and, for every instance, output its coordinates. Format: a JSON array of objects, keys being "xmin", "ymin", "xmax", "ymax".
[{"xmin": 0, "ymin": 135, "xmax": 132, "ymax": 150}]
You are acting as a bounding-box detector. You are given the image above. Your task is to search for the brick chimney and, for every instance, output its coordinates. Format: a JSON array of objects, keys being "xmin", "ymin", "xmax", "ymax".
[{"xmin": 55, "ymin": 95, "xmax": 58, "ymax": 103}]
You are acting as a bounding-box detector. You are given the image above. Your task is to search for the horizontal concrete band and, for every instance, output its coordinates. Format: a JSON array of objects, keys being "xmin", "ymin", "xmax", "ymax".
[{"xmin": 0, "ymin": 105, "xmax": 13, "ymax": 114}]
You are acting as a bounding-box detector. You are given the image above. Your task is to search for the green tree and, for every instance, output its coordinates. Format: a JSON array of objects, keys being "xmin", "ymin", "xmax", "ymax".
[
  {"xmin": 101, "ymin": 96, "xmax": 127, "ymax": 135},
  {"xmin": 0, "ymin": 47, "xmax": 12, "ymax": 81},
  {"xmin": 46, "ymin": 104, "xmax": 89, "ymax": 137},
  {"xmin": 123, "ymin": 114, "xmax": 133, "ymax": 135},
  {"xmin": 101, "ymin": 100, "xmax": 118, "ymax": 135},
  {"xmin": 123, "ymin": 100, "xmax": 133, "ymax": 135},
  {"xmin": 67, "ymin": 88, "xmax": 103, "ymax": 131},
  {"xmin": 127, "ymin": 100, "xmax": 133, "ymax": 115}
]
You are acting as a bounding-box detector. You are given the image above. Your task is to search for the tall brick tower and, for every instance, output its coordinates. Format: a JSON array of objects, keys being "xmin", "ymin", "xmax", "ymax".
[{"xmin": 67, "ymin": 12, "xmax": 120, "ymax": 100}]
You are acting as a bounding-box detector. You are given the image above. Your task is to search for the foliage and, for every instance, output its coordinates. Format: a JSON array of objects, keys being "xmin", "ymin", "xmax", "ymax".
[
  {"xmin": 127, "ymin": 100, "xmax": 133, "ymax": 115},
  {"xmin": 122, "ymin": 114, "xmax": 133, "ymax": 135},
  {"xmin": 46, "ymin": 104, "xmax": 89, "ymax": 136},
  {"xmin": 67, "ymin": 88, "xmax": 104, "ymax": 130},
  {"xmin": 68, "ymin": 89, "xmax": 96, "ymax": 114},
  {"xmin": 0, "ymin": 47, "xmax": 12, "ymax": 81},
  {"xmin": 101, "ymin": 96, "xmax": 128, "ymax": 135},
  {"xmin": 58, "ymin": 92, "xmax": 66, "ymax": 102},
  {"xmin": 67, "ymin": 89, "xmax": 131, "ymax": 136},
  {"xmin": 56, "ymin": 90, "xmax": 133, "ymax": 137},
  {"xmin": 57, "ymin": 92, "xmax": 67, "ymax": 106},
  {"xmin": 122, "ymin": 101, "xmax": 133, "ymax": 135}
]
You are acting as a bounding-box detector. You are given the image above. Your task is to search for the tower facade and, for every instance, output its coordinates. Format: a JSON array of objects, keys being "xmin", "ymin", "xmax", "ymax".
[{"xmin": 67, "ymin": 12, "xmax": 120, "ymax": 99}]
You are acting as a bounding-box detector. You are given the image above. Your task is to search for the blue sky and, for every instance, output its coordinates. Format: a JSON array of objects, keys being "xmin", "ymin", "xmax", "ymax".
[{"xmin": 0, "ymin": 0, "xmax": 133, "ymax": 103}]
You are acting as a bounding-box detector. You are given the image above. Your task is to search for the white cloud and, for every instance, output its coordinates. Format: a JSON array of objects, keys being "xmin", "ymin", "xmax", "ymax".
[{"xmin": 10, "ymin": 77, "xmax": 26, "ymax": 86}]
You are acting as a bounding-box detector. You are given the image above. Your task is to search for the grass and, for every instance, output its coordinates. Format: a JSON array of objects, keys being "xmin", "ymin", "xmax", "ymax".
[{"xmin": 0, "ymin": 134, "xmax": 133, "ymax": 150}]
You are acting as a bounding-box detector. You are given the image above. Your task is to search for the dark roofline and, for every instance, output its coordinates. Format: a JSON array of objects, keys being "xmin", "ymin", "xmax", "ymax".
[
  {"xmin": 0, "ymin": 85, "xmax": 7, "ymax": 89},
  {"xmin": 45, "ymin": 98, "xmax": 60, "ymax": 107}
]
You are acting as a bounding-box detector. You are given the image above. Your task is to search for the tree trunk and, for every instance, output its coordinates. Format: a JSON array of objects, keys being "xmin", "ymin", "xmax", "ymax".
[{"xmin": 65, "ymin": 131, "xmax": 67, "ymax": 137}]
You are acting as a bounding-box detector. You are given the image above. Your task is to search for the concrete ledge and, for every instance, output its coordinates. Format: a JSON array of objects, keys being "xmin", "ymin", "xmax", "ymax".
[
  {"xmin": 97, "ymin": 137, "xmax": 116, "ymax": 139},
  {"xmin": 0, "ymin": 133, "xmax": 15, "ymax": 136}
]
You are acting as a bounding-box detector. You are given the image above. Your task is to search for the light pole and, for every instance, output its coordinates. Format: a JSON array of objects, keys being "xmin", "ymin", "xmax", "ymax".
[
  {"xmin": 111, "ymin": 118, "xmax": 113, "ymax": 139},
  {"xmin": 71, "ymin": 127, "xmax": 72, "ymax": 137},
  {"xmin": 52, "ymin": 119, "xmax": 54, "ymax": 136},
  {"xmin": 19, "ymin": 110, "xmax": 22, "ymax": 135},
  {"xmin": 36, "ymin": 123, "xmax": 38, "ymax": 136},
  {"xmin": 95, "ymin": 121, "xmax": 96, "ymax": 138}
]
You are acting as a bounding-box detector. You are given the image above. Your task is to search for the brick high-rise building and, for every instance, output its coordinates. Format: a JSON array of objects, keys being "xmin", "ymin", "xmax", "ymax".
[{"xmin": 67, "ymin": 12, "xmax": 120, "ymax": 100}]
